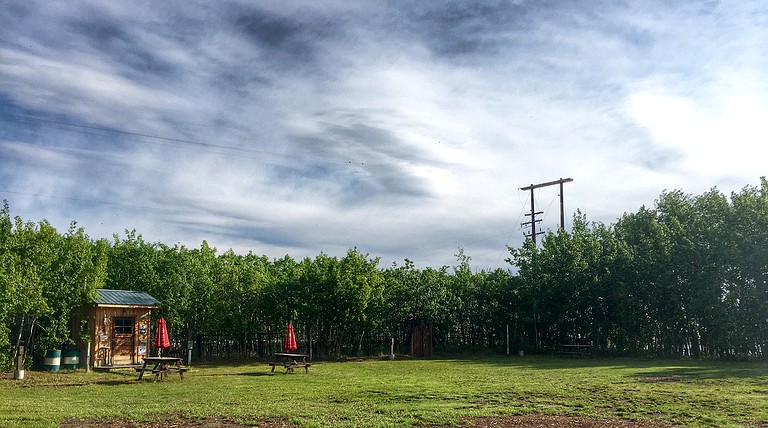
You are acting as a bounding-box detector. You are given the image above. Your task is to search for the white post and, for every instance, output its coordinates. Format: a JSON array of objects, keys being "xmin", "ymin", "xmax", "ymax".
[
  {"xmin": 85, "ymin": 341, "xmax": 91, "ymax": 372},
  {"xmin": 13, "ymin": 345, "xmax": 24, "ymax": 380}
]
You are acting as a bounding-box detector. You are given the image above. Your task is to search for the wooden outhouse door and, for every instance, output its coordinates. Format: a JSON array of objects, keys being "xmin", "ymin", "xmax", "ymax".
[
  {"xmin": 411, "ymin": 323, "xmax": 433, "ymax": 358},
  {"xmin": 112, "ymin": 317, "xmax": 135, "ymax": 365}
]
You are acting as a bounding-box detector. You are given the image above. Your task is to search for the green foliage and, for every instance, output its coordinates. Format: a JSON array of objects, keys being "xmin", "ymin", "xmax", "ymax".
[
  {"xmin": 510, "ymin": 179, "xmax": 768, "ymax": 358},
  {"xmin": 0, "ymin": 203, "xmax": 106, "ymax": 369},
  {"xmin": 3, "ymin": 178, "xmax": 768, "ymax": 365}
]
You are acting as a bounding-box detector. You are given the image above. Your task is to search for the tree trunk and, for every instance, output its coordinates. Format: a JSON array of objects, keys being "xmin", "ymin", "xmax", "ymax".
[{"xmin": 12, "ymin": 314, "xmax": 25, "ymax": 366}]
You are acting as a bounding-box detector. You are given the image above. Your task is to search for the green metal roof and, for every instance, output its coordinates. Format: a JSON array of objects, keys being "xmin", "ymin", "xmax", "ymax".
[{"xmin": 93, "ymin": 289, "xmax": 160, "ymax": 307}]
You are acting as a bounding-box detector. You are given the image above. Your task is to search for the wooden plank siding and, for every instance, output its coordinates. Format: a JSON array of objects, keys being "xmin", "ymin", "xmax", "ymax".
[{"xmin": 75, "ymin": 305, "xmax": 153, "ymax": 368}]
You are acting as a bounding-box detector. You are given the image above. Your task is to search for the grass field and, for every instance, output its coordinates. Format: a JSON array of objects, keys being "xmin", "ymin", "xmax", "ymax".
[{"xmin": 1, "ymin": 356, "xmax": 767, "ymax": 427}]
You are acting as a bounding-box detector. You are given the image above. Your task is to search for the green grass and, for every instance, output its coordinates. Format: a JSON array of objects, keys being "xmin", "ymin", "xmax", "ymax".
[{"xmin": 1, "ymin": 356, "xmax": 767, "ymax": 427}]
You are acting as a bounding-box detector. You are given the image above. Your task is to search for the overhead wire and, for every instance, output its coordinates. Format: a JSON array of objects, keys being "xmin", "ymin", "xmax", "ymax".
[
  {"xmin": 539, "ymin": 187, "xmax": 561, "ymax": 230},
  {"xmin": 2, "ymin": 114, "xmax": 370, "ymax": 167},
  {"xmin": 0, "ymin": 189, "xmax": 206, "ymax": 216},
  {"xmin": 2, "ymin": 114, "xmax": 536, "ymax": 269},
  {"xmin": 0, "ymin": 113, "xmax": 380, "ymax": 215},
  {"xmin": 494, "ymin": 187, "xmax": 529, "ymax": 267}
]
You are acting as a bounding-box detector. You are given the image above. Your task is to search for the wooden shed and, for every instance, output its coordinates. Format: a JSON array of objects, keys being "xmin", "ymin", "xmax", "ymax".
[{"xmin": 77, "ymin": 289, "xmax": 160, "ymax": 368}]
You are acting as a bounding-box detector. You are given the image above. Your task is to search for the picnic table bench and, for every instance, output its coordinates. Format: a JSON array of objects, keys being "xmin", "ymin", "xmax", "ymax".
[
  {"xmin": 557, "ymin": 344, "xmax": 592, "ymax": 357},
  {"xmin": 268, "ymin": 353, "xmax": 311, "ymax": 374},
  {"xmin": 136, "ymin": 356, "xmax": 187, "ymax": 381}
]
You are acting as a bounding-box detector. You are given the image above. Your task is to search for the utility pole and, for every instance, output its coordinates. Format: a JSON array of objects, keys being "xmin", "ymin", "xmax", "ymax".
[
  {"xmin": 521, "ymin": 188, "xmax": 544, "ymax": 244},
  {"xmin": 520, "ymin": 178, "xmax": 573, "ymax": 244}
]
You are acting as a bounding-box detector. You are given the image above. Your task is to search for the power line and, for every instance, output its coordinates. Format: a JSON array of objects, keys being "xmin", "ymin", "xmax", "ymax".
[
  {"xmin": 0, "ymin": 189, "xmax": 205, "ymax": 216},
  {"xmin": 2, "ymin": 114, "xmax": 368, "ymax": 167},
  {"xmin": 496, "ymin": 189, "xmax": 529, "ymax": 266},
  {"xmin": 4, "ymin": 114, "xmax": 522, "ymax": 269},
  {"xmin": 538, "ymin": 189, "xmax": 561, "ymax": 226}
]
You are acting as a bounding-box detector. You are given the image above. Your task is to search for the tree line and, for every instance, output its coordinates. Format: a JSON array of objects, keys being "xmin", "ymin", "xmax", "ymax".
[
  {"xmin": 511, "ymin": 178, "xmax": 768, "ymax": 358},
  {"xmin": 1, "ymin": 178, "xmax": 766, "ymax": 369}
]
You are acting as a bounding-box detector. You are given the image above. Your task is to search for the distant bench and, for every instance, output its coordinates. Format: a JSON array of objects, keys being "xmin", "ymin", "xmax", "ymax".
[{"xmin": 557, "ymin": 344, "xmax": 592, "ymax": 358}]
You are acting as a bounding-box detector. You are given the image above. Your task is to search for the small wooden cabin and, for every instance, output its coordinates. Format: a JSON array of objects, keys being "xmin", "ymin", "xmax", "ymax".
[{"xmin": 78, "ymin": 289, "xmax": 160, "ymax": 367}]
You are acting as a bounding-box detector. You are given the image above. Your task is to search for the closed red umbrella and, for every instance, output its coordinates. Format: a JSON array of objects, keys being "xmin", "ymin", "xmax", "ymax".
[
  {"xmin": 283, "ymin": 323, "xmax": 297, "ymax": 352},
  {"xmin": 154, "ymin": 318, "xmax": 170, "ymax": 356}
]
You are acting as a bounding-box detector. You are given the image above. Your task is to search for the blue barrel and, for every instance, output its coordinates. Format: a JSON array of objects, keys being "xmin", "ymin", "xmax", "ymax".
[
  {"xmin": 44, "ymin": 349, "xmax": 61, "ymax": 372},
  {"xmin": 61, "ymin": 349, "xmax": 80, "ymax": 370}
]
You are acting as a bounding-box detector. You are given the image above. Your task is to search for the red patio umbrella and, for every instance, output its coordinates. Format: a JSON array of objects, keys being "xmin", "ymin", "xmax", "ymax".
[
  {"xmin": 283, "ymin": 323, "xmax": 298, "ymax": 352},
  {"xmin": 154, "ymin": 317, "xmax": 171, "ymax": 356}
]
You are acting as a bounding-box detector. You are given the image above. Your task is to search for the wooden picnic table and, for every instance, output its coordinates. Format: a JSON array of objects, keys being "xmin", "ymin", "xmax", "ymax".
[
  {"xmin": 268, "ymin": 353, "xmax": 311, "ymax": 374},
  {"xmin": 557, "ymin": 344, "xmax": 593, "ymax": 357},
  {"xmin": 136, "ymin": 356, "xmax": 187, "ymax": 381}
]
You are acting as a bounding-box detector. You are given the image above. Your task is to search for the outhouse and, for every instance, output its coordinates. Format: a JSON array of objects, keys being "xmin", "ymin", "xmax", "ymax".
[{"xmin": 77, "ymin": 289, "xmax": 160, "ymax": 367}]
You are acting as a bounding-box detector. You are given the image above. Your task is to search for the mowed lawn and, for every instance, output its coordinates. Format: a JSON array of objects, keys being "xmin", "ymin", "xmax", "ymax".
[{"xmin": 1, "ymin": 356, "xmax": 767, "ymax": 427}]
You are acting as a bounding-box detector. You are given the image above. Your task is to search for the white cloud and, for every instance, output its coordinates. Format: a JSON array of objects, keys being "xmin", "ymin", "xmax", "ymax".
[
  {"xmin": 628, "ymin": 88, "xmax": 768, "ymax": 181},
  {"xmin": 3, "ymin": 0, "xmax": 768, "ymax": 269}
]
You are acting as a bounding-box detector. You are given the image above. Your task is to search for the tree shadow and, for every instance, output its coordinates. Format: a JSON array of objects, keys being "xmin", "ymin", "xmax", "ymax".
[
  {"xmin": 237, "ymin": 372, "xmax": 275, "ymax": 377},
  {"xmin": 190, "ymin": 370, "xmax": 273, "ymax": 377},
  {"xmin": 634, "ymin": 364, "xmax": 768, "ymax": 382},
  {"xmin": 418, "ymin": 355, "xmax": 768, "ymax": 381}
]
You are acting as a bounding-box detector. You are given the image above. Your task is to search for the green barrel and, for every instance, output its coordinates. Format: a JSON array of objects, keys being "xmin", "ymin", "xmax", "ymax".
[
  {"xmin": 61, "ymin": 349, "xmax": 80, "ymax": 370},
  {"xmin": 43, "ymin": 349, "xmax": 61, "ymax": 372}
]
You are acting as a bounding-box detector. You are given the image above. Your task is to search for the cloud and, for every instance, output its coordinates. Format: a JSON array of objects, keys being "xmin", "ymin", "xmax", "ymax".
[
  {"xmin": 397, "ymin": 1, "xmax": 532, "ymax": 59},
  {"xmin": 2, "ymin": 0, "xmax": 767, "ymax": 269},
  {"xmin": 629, "ymin": 89, "xmax": 768, "ymax": 181}
]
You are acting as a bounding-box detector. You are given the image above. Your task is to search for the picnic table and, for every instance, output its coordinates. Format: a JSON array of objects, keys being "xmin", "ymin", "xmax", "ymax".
[
  {"xmin": 557, "ymin": 344, "xmax": 592, "ymax": 357},
  {"xmin": 136, "ymin": 356, "xmax": 187, "ymax": 381},
  {"xmin": 268, "ymin": 353, "xmax": 311, "ymax": 374}
]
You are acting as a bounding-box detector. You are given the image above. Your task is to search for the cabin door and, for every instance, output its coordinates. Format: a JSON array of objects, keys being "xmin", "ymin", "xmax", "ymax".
[{"xmin": 112, "ymin": 317, "xmax": 135, "ymax": 365}]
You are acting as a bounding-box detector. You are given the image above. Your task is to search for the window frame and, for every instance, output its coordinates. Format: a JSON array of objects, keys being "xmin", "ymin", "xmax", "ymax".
[{"xmin": 113, "ymin": 317, "xmax": 134, "ymax": 337}]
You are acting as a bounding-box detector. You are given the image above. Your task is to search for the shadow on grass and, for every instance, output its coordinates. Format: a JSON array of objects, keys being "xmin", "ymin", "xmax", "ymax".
[
  {"xmin": 189, "ymin": 370, "xmax": 273, "ymax": 377},
  {"xmin": 408, "ymin": 354, "xmax": 768, "ymax": 381},
  {"xmin": 633, "ymin": 365, "xmax": 768, "ymax": 382},
  {"xmin": 112, "ymin": 355, "xmax": 768, "ymax": 384},
  {"xmin": 13, "ymin": 371, "xmax": 142, "ymax": 388},
  {"xmin": 235, "ymin": 371, "xmax": 274, "ymax": 377}
]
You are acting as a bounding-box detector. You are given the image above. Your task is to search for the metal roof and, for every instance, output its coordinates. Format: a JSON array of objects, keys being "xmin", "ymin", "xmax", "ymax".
[{"xmin": 93, "ymin": 289, "xmax": 160, "ymax": 307}]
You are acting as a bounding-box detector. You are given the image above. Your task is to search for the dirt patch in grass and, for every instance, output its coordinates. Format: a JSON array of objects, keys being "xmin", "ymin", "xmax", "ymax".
[{"xmin": 427, "ymin": 414, "xmax": 679, "ymax": 427}]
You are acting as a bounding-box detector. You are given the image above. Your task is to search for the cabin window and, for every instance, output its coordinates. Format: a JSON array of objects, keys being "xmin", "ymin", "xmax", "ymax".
[{"xmin": 114, "ymin": 317, "xmax": 134, "ymax": 336}]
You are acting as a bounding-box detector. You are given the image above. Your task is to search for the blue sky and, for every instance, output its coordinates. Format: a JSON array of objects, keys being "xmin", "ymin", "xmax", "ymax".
[{"xmin": 1, "ymin": 0, "xmax": 766, "ymax": 270}]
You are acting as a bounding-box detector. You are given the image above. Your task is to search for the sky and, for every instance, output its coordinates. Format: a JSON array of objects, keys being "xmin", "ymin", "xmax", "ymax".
[{"xmin": 1, "ymin": 0, "xmax": 767, "ymax": 271}]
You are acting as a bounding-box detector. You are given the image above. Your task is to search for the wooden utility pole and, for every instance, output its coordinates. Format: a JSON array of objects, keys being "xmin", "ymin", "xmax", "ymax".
[{"xmin": 520, "ymin": 178, "xmax": 573, "ymax": 244}]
